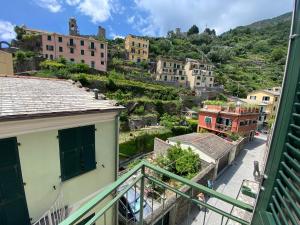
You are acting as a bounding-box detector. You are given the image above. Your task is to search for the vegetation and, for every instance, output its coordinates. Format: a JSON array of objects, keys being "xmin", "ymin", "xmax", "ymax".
[{"xmin": 154, "ymin": 143, "xmax": 201, "ymax": 179}]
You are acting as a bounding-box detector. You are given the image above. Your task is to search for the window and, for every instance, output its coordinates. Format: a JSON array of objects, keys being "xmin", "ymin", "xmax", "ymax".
[
  {"xmin": 59, "ymin": 46, "xmax": 63, "ymax": 52},
  {"xmin": 81, "ymin": 40, "xmax": 84, "ymax": 46},
  {"xmin": 81, "ymin": 50, "xmax": 84, "ymax": 55},
  {"xmin": 138, "ymin": 49, "xmax": 140, "ymax": 54},
  {"xmin": 101, "ymin": 52, "xmax": 104, "ymax": 58},
  {"xmin": 179, "ymin": 70, "xmax": 182, "ymax": 75},
  {"xmin": 262, "ymin": 96, "xmax": 270, "ymax": 101},
  {"xmin": 197, "ymin": 76, "xmax": 200, "ymax": 80},
  {"xmin": 50, "ymin": 54, "xmax": 53, "ymax": 60},
  {"xmin": 101, "ymin": 61, "xmax": 104, "ymax": 65},
  {"xmin": 81, "ymin": 60, "xmax": 85, "ymax": 63},
  {"xmin": 137, "ymin": 58, "xmax": 141, "ymax": 63},
  {"xmin": 91, "ymin": 61, "xmax": 95, "ymax": 68},
  {"xmin": 239, "ymin": 121, "xmax": 245, "ymax": 126},
  {"xmin": 70, "ymin": 58, "xmax": 74, "ymax": 62},
  {"xmin": 273, "ymin": 106, "xmax": 276, "ymax": 111},
  {"xmin": 210, "ymin": 78, "xmax": 213, "ymax": 81},
  {"xmin": 90, "ymin": 42, "xmax": 95, "ymax": 49},
  {"xmin": 58, "ymin": 125, "xmax": 96, "ymax": 181},
  {"xmin": 132, "ymin": 41, "xmax": 135, "ymax": 46},
  {"xmin": 138, "ymin": 43, "xmax": 141, "ymax": 47},
  {"xmin": 196, "ymin": 82, "xmax": 200, "ymax": 85},
  {"xmin": 47, "ymin": 35, "xmax": 52, "ymax": 41},
  {"xmin": 70, "ymin": 48, "xmax": 74, "ymax": 54},
  {"xmin": 275, "ymin": 97, "xmax": 278, "ymax": 102},
  {"xmin": 69, "ymin": 38, "xmax": 74, "ymax": 46},
  {"xmin": 205, "ymin": 116, "xmax": 212, "ymax": 123},
  {"xmin": 45, "ymin": 54, "xmax": 48, "ymax": 58},
  {"xmin": 250, "ymin": 96, "xmax": 256, "ymax": 100},
  {"xmin": 181, "ymin": 77, "xmax": 185, "ymax": 80},
  {"xmin": 91, "ymin": 51, "xmax": 95, "ymax": 56},
  {"xmin": 163, "ymin": 62, "xmax": 166, "ymax": 67},
  {"xmin": 164, "ymin": 76, "xmax": 167, "ymax": 81},
  {"xmin": 46, "ymin": 45, "xmax": 54, "ymax": 51},
  {"xmin": 100, "ymin": 43, "xmax": 104, "ymax": 49},
  {"xmin": 58, "ymin": 36, "xmax": 62, "ymax": 42}
]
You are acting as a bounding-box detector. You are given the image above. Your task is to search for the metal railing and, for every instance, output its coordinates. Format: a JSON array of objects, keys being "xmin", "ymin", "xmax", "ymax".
[{"xmin": 59, "ymin": 161, "xmax": 253, "ymax": 225}]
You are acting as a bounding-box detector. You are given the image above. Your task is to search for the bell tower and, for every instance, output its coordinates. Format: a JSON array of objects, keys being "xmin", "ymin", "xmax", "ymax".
[{"xmin": 69, "ymin": 17, "xmax": 79, "ymax": 36}]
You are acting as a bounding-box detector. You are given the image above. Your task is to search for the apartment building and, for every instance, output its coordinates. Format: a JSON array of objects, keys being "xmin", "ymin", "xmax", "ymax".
[
  {"xmin": 185, "ymin": 58, "xmax": 214, "ymax": 90},
  {"xmin": 198, "ymin": 102, "xmax": 259, "ymax": 139},
  {"xmin": 247, "ymin": 88, "xmax": 281, "ymax": 120},
  {"xmin": 155, "ymin": 57, "xmax": 187, "ymax": 86},
  {"xmin": 0, "ymin": 50, "xmax": 13, "ymax": 74},
  {"xmin": 124, "ymin": 35, "xmax": 149, "ymax": 62},
  {"xmin": 0, "ymin": 76, "xmax": 122, "ymax": 225},
  {"xmin": 19, "ymin": 18, "xmax": 108, "ymax": 72}
]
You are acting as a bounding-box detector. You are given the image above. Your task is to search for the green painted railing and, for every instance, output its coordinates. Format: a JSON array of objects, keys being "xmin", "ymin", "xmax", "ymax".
[{"xmin": 59, "ymin": 161, "xmax": 253, "ymax": 225}]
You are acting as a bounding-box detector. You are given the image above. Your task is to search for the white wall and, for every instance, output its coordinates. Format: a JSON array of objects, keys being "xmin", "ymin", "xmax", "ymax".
[{"xmin": 17, "ymin": 119, "xmax": 117, "ymax": 223}]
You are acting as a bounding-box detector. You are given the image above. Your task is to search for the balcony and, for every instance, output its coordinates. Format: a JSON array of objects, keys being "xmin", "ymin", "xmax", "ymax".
[
  {"xmin": 88, "ymin": 46, "xmax": 97, "ymax": 51},
  {"xmin": 67, "ymin": 43, "xmax": 76, "ymax": 47},
  {"xmin": 59, "ymin": 161, "xmax": 253, "ymax": 225}
]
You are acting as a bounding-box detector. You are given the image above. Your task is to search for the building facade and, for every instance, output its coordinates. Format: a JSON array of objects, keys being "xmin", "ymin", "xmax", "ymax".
[
  {"xmin": 198, "ymin": 103, "xmax": 259, "ymax": 139},
  {"xmin": 185, "ymin": 58, "xmax": 214, "ymax": 90},
  {"xmin": 124, "ymin": 35, "xmax": 149, "ymax": 62},
  {"xmin": 0, "ymin": 76, "xmax": 122, "ymax": 225},
  {"xmin": 155, "ymin": 57, "xmax": 187, "ymax": 86},
  {"xmin": 0, "ymin": 50, "xmax": 13, "ymax": 75},
  {"xmin": 247, "ymin": 88, "xmax": 281, "ymax": 120},
  {"xmin": 155, "ymin": 57, "xmax": 215, "ymax": 90},
  {"xmin": 23, "ymin": 28, "xmax": 108, "ymax": 72}
]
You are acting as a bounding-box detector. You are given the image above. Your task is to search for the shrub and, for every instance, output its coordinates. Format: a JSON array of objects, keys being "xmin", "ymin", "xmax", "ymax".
[
  {"xmin": 134, "ymin": 105, "xmax": 145, "ymax": 115},
  {"xmin": 40, "ymin": 60, "xmax": 66, "ymax": 70},
  {"xmin": 67, "ymin": 63, "xmax": 90, "ymax": 73}
]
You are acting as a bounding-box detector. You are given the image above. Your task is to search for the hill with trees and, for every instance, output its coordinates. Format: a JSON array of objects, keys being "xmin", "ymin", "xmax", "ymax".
[{"xmin": 109, "ymin": 12, "xmax": 291, "ymax": 97}]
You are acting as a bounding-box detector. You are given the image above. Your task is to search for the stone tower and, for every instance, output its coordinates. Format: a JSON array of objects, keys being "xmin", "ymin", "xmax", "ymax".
[
  {"xmin": 69, "ymin": 17, "xmax": 79, "ymax": 36},
  {"xmin": 97, "ymin": 26, "xmax": 106, "ymax": 39}
]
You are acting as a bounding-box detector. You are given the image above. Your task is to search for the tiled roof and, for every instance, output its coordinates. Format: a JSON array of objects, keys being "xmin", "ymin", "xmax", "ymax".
[
  {"xmin": 0, "ymin": 76, "xmax": 123, "ymax": 121},
  {"xmin": 168, "ymin": 133, "xmax": 233, "ymax": 160}
]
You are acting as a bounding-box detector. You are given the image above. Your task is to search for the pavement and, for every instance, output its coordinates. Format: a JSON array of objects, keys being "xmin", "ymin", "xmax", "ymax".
[{"xmin": 180, "ymin": 134, "xmax": 267, "ymax": 225}]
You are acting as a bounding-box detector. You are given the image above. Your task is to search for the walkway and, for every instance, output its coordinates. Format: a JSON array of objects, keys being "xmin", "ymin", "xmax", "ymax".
[{"xmin": 180, "ymin": 134, "xmax": 267, "ymax": 225}]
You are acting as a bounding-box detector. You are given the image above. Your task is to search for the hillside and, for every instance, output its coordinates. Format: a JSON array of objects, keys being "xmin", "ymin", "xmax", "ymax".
[{"xmin": 109, "ymin": 12, "xmax": 291, "ymax": 97}]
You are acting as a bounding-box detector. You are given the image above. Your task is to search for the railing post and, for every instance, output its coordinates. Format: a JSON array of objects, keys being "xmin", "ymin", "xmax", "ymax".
[{"xmin": 139, "ymin": 165, "xmax": 145, "ymax": 225}]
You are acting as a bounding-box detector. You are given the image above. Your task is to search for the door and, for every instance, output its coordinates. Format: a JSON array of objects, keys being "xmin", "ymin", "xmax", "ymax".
[{"xmin": 0, "ymin": 137, "xmax": 30, "ymax": 225}]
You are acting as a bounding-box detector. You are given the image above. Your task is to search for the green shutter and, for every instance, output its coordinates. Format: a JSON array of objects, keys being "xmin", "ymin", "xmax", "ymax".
[
  {"xmin": 0, "ymin": 137, "xmax": 30, "ymax": 225},
  {"xmin": 59, "ymin": 125, "xmax": 96, "ymax": 181},
  {"xmin": 251, "ymin": 2, "xmax": 300, "ymax": 225}
]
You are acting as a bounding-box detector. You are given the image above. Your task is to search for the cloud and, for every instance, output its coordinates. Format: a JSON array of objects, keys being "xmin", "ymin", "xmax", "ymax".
[
  {"xmin": 127, "ymin": 16, "xmax": 135, "ymax": 24},
  {"xmin": 35, "ymin": 0, "xmax": 63, "ymax": 13},
  {"xmin": 77, "ymin": 0, "xmax": 112, "ymax": 23},
  {"xmin": 65, "ymin": 0, "xmax": 80, "ymax": 5},
  {"xmin": 133, "ymin": 0, "xmax": 292, "ymax": 36},
  {"xmin": 110, "ymin": 33, "xmax": 124, "ymax": 39},
  {"xmin": 0, "ymin": 20, "xmax": 16, "ymax": 41}
]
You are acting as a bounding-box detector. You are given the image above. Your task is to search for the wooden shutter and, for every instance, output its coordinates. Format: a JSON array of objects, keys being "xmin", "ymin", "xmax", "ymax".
[{"xmin": 59, "ymin": 125, "xmax": 96, "ymax": 181}]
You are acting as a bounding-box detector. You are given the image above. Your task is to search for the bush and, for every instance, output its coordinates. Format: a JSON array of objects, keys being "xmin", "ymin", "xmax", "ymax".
[
  {"xmin": 40, "ymin": 60, "xmax": 66, "ymax": 70},
  {"xmin": 67, "ymin": 63, "xmax": 90, "ymax": 73},
  {"xmin": 134, "ymin": 105, "xmax": 145, "ymax": 115}
]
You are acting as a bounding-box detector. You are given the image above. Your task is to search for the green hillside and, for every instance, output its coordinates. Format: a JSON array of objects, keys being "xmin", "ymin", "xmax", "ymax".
[{"xmin": 109, "ymin": 12, "xmax": 291, "ymax": 97}]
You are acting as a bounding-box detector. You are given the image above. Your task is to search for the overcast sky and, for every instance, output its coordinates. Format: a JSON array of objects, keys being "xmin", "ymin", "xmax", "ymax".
[{"xmin": 0, "ymin": 0, "xmax": 292, "ymax": 41}]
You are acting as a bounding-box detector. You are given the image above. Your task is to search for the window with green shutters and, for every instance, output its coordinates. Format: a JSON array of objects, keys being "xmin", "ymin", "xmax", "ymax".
[{"xmin": 58, "ymin": 125, "xmax": 96, "ymax": 181}]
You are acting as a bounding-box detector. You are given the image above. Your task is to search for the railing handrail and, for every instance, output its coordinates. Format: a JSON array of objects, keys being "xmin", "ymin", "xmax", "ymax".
[{"xmin": 59, "ymin": 161, "xmax": 253, "ymax": 225}]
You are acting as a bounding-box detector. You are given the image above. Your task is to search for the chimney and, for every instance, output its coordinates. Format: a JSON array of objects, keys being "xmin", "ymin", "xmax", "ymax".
[{"xmin": 97, "ymin": 26, "xmax": 106, "ymax": 39}]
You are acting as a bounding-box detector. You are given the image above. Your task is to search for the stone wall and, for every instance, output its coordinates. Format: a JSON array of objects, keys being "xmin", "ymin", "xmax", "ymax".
[
  {"xmin": 128, "ymin": 115, "xmax": 158, "ymax": 130},
  {"xmin": 14, "ymin": 56, "xmax": 43, "ymax": 73}
]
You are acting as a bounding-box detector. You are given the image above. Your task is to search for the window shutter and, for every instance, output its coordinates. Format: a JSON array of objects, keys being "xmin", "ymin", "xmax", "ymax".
[{"xmin": 59, "ymin": 125, "xmax": 96, "ymax": 181}]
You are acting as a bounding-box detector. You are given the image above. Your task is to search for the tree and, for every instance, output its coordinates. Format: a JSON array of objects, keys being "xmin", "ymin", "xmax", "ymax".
[
  {"xmin": 14, "ymin": 26, "xmax": 26, "ymax": 40},
  {"xmin": 204, "ymin": 28, "xmax": 216, "ymax": 36},
  {"xmin": 187, "ymin": 25, "xmax": 199, "ymax": 36}
]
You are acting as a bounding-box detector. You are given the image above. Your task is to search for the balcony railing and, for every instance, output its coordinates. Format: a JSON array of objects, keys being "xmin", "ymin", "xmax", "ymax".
[{"xmin": 59, "ymin": 161, "xmax": 253, "ymax": 225}]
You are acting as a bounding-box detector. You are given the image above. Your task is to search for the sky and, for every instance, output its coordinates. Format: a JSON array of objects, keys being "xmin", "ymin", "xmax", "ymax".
[{"xmin": 0, "ymin": 0, "xmax": 292, "ymax": 41}]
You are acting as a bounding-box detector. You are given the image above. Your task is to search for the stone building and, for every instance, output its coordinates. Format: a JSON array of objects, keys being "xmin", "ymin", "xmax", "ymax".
[
  {"xmin": 124, "ymin": 35, "xmax": 149, "ymax": 62},
  {"xmin": 0, "ymin": 50, "xmax": 13, "ymax": 75}
]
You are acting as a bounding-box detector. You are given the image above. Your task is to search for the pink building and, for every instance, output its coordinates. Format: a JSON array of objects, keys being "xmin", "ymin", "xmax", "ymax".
[{"xmin": 25, "ymin": 28, "xmax": 108, "ymax": 72}]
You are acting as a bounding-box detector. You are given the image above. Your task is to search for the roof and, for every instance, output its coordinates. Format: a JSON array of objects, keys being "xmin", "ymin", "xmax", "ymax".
[
  {"xmin": 248, "ymin": 89, "xmax": 280, "ymax": 96},
  {"xmin": 0, "ymin": 76, "xmax": 123, "ymax": 121},
  {"xmin": 238, "ymin": 98, "xmax": 268, "ymax": 106},
  {"xmin": 168, "ymin": 133, "xmax": 233, "ymax": 160}
]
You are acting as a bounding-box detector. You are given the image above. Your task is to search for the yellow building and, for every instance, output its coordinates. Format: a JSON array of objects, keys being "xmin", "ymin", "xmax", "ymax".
[
  {"xmin": 125, "ymin": 35, "xmax": 149, "ymax": 62},
  {"xmin": 0, "ymin": 50, "xmax": 13, "ymax": 75},
  {"xmin": 247, "ymin": 88, "xmax": 281, "ymax": 119}
]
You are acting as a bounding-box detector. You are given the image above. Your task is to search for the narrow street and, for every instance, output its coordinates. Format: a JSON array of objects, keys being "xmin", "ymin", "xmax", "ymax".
[{"xmin": 181, "ymin": 134, "xmax": 268, "ymax": 225}]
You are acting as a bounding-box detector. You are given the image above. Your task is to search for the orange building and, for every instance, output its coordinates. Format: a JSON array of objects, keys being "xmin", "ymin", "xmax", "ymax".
[{"xmin": 198, "ymin": 103, "xmax": 259, "ymax": 139}]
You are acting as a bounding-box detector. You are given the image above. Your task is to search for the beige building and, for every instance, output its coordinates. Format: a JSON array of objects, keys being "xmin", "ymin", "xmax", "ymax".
[
  {"xmin": 155, "ymin": 57, "xmax": 187, "ymax": 86},
  {"xmin": 247, "ymin": 88, "xmax": 281, "ymax": 120},
  {"xmin": 0, "ymin": 76, "xmax": 123, "ymax": 225},
  {"xmin": 185, "ymin": 58, "xmax": 214, "ymax": 90},
  {"xmin": 0, "ymin": 50, "xmax": 13, "ymax": 75},
  {"xmin": 125, "ymin": 35, "xmax": 149, "ymax": 62}
]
